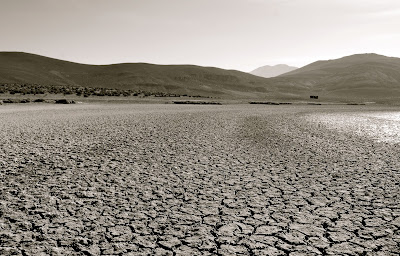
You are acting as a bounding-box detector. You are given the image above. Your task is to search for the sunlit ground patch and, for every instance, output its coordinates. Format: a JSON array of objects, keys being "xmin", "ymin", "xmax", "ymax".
[{"xmin": 305, "ymin": 111, "xmax": 400, "ymax": 144}]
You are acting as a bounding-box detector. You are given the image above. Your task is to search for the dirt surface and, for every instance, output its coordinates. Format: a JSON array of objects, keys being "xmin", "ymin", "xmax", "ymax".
[{"xmin": 0, "ymin": 104, "xmax": 399, "ymax": 255}]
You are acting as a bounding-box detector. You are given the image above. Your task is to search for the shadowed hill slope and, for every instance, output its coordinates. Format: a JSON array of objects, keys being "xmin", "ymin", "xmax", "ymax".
[{"xmin": 0, "ymin": 52, "xmax": 272, "ymax": 98}]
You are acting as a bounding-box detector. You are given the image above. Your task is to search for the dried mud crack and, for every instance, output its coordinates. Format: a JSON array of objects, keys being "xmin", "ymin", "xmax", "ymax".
[{"xmin": 0, "ymin": 104, "xmax": 399, "ymax": 255}]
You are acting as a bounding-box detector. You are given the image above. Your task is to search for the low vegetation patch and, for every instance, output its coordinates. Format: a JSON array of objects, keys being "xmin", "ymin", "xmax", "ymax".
[
  {"xmin": 55, "ymin": 99, "xmax": 75, "ymax": 104},
  {"xmin": 0, "ymin": 83, "xmax": 209, "ymax": 98},
  {"xmin": 249, "ymin": 101, "xmax": 281, "ymax": 105},
  {"xmin": 1, "ymin": 98, "xmax": 31, "ymax": 103},
  {"xmin": 173, "ymin": 101, "xmax": 221, "ymax": 105},
  {"xmin": 0, "ymin": 98, "xmax": 50, "ymax": 104}
]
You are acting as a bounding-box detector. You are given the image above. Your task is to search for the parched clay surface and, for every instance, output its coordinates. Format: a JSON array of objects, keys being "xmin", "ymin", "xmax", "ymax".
[{"xmin": 0, "ymin": 104, "xmax": 399, "ymax": 255}]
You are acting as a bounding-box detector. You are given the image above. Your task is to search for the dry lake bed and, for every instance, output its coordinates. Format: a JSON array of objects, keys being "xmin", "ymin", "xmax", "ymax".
[{"xmin": 0, "ymin": 103, "xmax": 399, "ymax": 255}]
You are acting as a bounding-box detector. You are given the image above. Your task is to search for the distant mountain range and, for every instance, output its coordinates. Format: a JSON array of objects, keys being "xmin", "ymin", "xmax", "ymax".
[
  {"xmin": 1, "ymin": 52, "xmax": 400, "ymax": 101},
  {"xmin": 250, "ymin": 64, "xmax": 298, "ymax": 78}
]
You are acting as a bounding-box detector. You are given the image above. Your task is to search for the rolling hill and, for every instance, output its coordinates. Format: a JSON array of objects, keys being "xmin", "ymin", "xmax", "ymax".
[
  {"xmin": 268, "ymin": 53, "xmax": 400, "ymax": 100},
  {"xmin": 0, "ymin": 52, "xmax": 272, "ymax": 98},
  {"xmin": 1, "ymin": 52, "xmax": 400, "ymax": 101},
  {"xmin": 250, "ymin": 64, "xmax": 298, "ymax": 78}
]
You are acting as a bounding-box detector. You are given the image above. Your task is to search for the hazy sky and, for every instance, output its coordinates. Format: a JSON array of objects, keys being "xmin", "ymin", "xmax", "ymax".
[{"xmin": 1, "ymin": 0, "xmax": 399, "ymax": 71}]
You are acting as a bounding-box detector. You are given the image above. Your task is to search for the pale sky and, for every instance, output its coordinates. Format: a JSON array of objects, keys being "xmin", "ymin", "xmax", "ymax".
[{"xmin": 1, "ymin": 0, "xmax": 399, "ymax": 71}]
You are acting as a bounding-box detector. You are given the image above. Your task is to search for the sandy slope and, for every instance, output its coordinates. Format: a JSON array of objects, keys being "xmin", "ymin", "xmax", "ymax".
[{"xmin": 0, "ymin": 104, "xmax": 399, "ymax": 255}]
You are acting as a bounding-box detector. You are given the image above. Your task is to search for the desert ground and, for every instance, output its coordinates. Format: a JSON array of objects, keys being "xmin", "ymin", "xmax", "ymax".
[{"xmin": 0, "ymin": 103, "xmax": 399, "ymax": 255}]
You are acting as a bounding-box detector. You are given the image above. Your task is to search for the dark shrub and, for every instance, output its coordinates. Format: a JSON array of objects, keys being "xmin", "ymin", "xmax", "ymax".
[{"xmin": 55, "ymin": 99, "xmax": 75, "ymax": 104}]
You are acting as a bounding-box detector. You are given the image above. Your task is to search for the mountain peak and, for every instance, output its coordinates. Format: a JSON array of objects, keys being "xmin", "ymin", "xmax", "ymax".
[
  {"xmin": 280, "ymin": 53, "xmax": 398, "ymax": 77},
  {"xmin": 338, "ymin": 53, "xmax": 389, "ymax": 61},
  {"xmin": 250, "ymin": 64, "xmax": 298, "ymax": 78}
]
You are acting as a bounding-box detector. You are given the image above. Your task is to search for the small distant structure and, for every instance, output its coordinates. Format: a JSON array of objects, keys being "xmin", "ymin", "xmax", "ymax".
[{"xmin": 310, "ymin": 95, "xmax": 318, "ymax": 99}]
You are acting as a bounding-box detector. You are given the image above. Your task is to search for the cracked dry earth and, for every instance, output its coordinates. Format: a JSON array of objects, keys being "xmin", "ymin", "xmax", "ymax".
[{"xmin": 0, "ymin": 104, "xmax": 399, "ymax": 256}]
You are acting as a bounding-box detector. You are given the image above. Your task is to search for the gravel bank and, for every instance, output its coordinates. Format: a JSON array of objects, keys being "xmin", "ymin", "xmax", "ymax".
[{"xmin": 0, "ymin": 104, "xmax": 399, "ymax": 255}]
